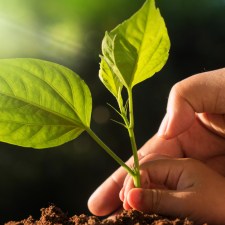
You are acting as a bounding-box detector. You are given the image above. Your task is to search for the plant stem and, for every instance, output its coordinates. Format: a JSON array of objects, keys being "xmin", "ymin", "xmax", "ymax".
[
  {"xmin": 127, "ymin": 88, "xmax": 141, "ymax": 188},
  {"xmin": 86, "ymin": 127, "xmax": 134, "ymax": 176}
]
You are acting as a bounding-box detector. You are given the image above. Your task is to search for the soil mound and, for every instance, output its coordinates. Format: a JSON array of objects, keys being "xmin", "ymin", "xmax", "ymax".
[{"xmin": 5, "ymin": 205, "xmax": 200, "ymax": 225}]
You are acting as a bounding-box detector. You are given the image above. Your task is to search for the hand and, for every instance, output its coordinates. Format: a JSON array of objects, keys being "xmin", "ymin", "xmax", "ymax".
[
  {"xmin": 88, "ymin": 68, "xmax": 225, "ymax": 216},
  {"xmin": 119, "ymin": 158, "xmax": 225, "ymax": 225}
]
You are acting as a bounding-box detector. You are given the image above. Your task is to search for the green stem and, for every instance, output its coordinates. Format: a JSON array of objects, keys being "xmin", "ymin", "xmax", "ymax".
[
  {"xmin": 86, "ymin": 127, "xmax": 134, "ymax": 177},
  {"xmin": 127, "ymin": 88, "xmax": 141, "ymax": 188}
]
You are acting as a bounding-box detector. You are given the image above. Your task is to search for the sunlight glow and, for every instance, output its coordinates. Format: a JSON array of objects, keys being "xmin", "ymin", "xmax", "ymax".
[{"xmin": 0, "ymin": 13, "xmax": 83, "ymax": 59}]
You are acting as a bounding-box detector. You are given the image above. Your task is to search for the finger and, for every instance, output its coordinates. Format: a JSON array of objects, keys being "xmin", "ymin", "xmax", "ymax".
[
  {"xmin": 122, "ymin": 169, "xmax": 152, "ymax": 209},
  {"xmin": 139, "ymin": 158, "xmax": 195, "ymax": 190},
  {"xmin": 158, "ymin": 68, "xmax": 225, "ymax": 139},
  {"xmin": 139, "ymin": 152, "xmax": 173, "ymax": 165},
  {"xmin": 119, "ymin": 187, "xmax": 124, "ymax": 202},
  {"xmin": 123, "ymin": 176, "xmax": 134, "ymax": 206},
  {"xmin": 119, "ymin": 173, "xmax": 132, "ymax": 202},
  {"xmin": 88, "ymin": 167, "xmax": 126, "ymax": 216},
  {"xmin": 127, "ymin": 188, "xmax": 194, "ymax": 218}
]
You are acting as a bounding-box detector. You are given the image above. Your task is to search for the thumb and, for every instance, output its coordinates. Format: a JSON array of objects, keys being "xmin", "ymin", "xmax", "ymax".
[
  {"xmin": 127, "ymin": 188, "xmax": 192, "ymax": 218},
  {"xmin": 158, "ymin": 68, "xmax": 225, "ymax": 139}
]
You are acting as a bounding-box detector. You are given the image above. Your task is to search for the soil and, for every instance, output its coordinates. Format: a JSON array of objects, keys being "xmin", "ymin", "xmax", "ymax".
[{"xmin": 5, "ymin": 205, "xmax": 207, "ymax": 225}]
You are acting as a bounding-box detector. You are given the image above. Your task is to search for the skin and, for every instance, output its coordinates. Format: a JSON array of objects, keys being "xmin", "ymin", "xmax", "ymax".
[
  {"xmin": 88, "ymin": 68, "xmax": 225, "ymax": 221},
  {"xmin": 120, "ymin": 158, "xmax": 225, "ymax": 225}
]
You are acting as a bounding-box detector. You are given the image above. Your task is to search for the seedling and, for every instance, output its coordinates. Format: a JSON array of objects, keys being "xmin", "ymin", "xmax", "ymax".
[{"xmin": 0, "ymin": 0, "xmax": 170, "ymax": 187}]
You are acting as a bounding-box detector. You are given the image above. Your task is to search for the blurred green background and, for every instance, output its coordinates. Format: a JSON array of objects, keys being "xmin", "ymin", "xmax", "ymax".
[{"xmin": 0, "ymin": 0, "xmax": 224, "ymax": 223}]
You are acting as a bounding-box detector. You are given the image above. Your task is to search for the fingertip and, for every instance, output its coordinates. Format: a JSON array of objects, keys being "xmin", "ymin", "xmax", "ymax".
[
  {"xmin": 87, "ymin": 192, "xmax": 103, "ymax": 216},
  {"xmin": 127, "ymin": 188, "xmax": 143, "ymax": 210},
  {"xmin": 87, "ymin": 177, "xmax": 122, "ymax": 216},
  {"xmin": 157, "ymin": 104, "xmax": 195, "ymax": 139}
]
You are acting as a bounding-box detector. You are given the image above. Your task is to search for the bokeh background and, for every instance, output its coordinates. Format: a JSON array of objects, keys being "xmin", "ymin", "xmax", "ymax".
[{"xmin": 0, "ymin": 0, "xmax": 224, "ymax": 223}]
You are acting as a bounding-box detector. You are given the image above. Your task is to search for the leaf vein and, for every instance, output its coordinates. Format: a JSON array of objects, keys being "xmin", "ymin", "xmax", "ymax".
[{"xmin": 0, "ymin": 91, "xmax": 81, "ymax": 127}]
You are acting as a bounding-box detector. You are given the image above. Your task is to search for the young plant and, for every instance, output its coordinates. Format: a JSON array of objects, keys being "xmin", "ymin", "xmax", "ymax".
[{"xmin": 0, "ymin": 0, "xmax": 170, "ymax": 188}]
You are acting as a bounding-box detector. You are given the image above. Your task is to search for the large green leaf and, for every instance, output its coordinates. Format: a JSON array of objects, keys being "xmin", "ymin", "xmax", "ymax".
[
  {"xmin": 0, "ymin": 58, "xmax": 92, "ymax": 148},
  {"xmin": 101, "ymin": 0, "xmax": 170, "ymax": 88}
]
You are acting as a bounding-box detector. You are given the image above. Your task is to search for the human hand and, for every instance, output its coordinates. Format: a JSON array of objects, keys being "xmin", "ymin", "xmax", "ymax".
[
  {"xmin": 119, "ymin": 158, "xmax": 225, "ymax": 225},
  {"xmin": 156, "ymin": 67, "xmax": 225, "ymax": 174},
  {"xmin": 88, "ymin": 68, "xmax": 225, "ymax": 216}
]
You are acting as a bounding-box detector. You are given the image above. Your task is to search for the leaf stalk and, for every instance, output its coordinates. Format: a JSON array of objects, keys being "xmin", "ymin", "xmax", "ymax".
[
  {"xmin": 127, "ymin": 88, "xmax": 141, "ymax": 188},
  {"xmin": 86, "ymin": 128, "xmax": 134, "ymax": 177}
]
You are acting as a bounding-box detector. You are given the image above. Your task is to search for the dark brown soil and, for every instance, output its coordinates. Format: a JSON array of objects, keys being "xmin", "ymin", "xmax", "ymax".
[{"xmin": 5, "ymin": 205, "xmax": 206, "ymax": 225}]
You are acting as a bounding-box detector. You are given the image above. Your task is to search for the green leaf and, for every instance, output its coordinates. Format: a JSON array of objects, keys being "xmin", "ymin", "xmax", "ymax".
[
  {"xmin": 101, "ymin": 0, "xmax": 170, "ymax": 88},
  {"xmin": 0, "ymin": 58, "xmax": 92, "ymax": 148},
  {"xmin": 99, "ymin": 54, "xmax": 125, "ymax": 114},
  {"xmin": 99, "ymin": 55, "xmax": 123, "ymax": 98}
]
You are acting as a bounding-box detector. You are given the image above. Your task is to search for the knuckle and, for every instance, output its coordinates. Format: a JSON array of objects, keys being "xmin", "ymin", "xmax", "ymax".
[{"xmin": 170, "ymin": 81, "xmax": 184, "ymax": 99}]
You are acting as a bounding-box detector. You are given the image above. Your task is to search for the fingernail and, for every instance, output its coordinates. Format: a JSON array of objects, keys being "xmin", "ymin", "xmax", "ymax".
[
  {"xmin": 119, "ymin": 189, "xmax": 124, "ymax": 201},
  {"xmin": 122, "ymin": 196, "xmax": 126, "ymax": 208},
  {"xmin": 158, "ymin": 113, "xmax": 169, "ymax": 138}
]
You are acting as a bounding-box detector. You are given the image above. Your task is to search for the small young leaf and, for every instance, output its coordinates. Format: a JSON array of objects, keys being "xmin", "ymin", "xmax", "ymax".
[
  {"xmin": 0, "ymin": 58, "xmax": 92, "ymax": 148},
  {"xmin": 99, "ymin": 56, "xmax": 123, "ymax": 98},
  {"xmin": 101, "ymin": 0, "xmax": 170, "ymax": 88}
]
